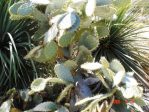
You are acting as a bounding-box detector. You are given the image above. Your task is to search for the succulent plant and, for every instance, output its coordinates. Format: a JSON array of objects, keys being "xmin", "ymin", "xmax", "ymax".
[
  {"xmin": 0, "ymin": 0, "xmax": 38, "ymax": 93},
  {"xmin": 2, "ymin": 0, "xmax": 148, "ymax": 111},
  {"xmin": 93, "ymin": 7, "xmax": 149, "ymax": 88},
  {"xmin": 1, "ymin": 57, "xmax": 146, "ymax": 111}
]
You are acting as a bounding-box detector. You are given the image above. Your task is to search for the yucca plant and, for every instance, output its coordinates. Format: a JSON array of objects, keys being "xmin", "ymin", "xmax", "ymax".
[
  {"xmin": 93, "ymin": 7, "xmax": 149, "ymax": 88},
  {"xmin": 0, "ymin": 0, "xmax": 38, "ymax": 93}
]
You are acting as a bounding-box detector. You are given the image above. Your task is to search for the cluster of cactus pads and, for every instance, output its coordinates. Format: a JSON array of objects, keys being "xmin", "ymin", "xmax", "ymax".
[{"xmin": 0, "ymin": 0, "xmax": 148, "ymax": 112}]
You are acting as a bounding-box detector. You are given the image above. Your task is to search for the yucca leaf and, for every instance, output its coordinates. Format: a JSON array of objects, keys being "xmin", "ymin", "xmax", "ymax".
[{"xmin": 1, "ymin": 0, "xmax": 38, "ymax": 91}]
